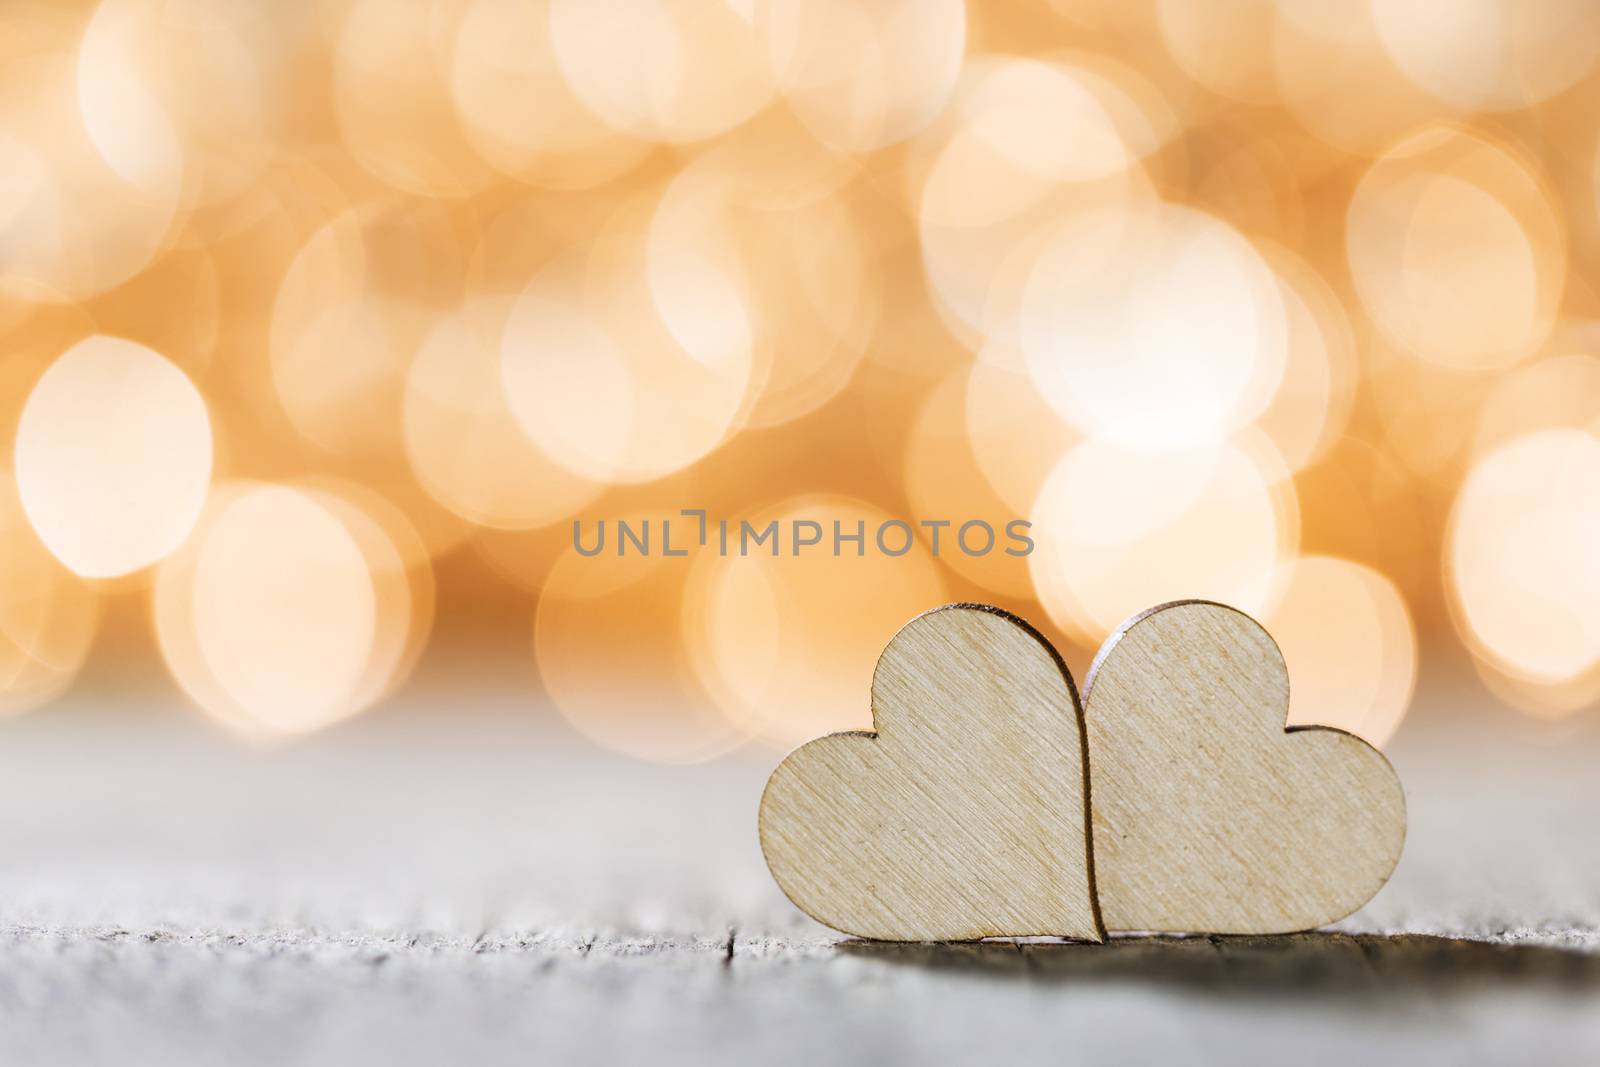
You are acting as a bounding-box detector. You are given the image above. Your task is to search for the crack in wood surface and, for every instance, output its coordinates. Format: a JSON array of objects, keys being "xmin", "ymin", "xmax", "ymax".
[{"xmin": 0, "ymin": 707, "xmax": 1594, "ymax": 1065}]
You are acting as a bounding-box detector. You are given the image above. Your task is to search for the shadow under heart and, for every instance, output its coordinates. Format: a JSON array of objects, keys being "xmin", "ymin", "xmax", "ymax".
[{"xmin": 837, "ymin": 932, "xmax": 1600, "ymax": 996}]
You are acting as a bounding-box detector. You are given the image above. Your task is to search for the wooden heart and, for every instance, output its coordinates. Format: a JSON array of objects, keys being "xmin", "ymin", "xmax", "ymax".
[
  {"xmin": 758, "ymin": 604, "xmax": 1104, "ymax": 942},
  {"xmin": 1084, "ymin": 600, "xmax": 1406, "ymax": 934}
]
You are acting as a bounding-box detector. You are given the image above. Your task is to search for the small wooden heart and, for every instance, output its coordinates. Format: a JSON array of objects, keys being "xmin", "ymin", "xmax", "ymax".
[
  {"xmin": 758, "ymin": 604, "xmax": 1104, "ymax": 942},
  {"xmin": 1084, "ymin": 600, "xmax": 1406, "ymax": 934}
]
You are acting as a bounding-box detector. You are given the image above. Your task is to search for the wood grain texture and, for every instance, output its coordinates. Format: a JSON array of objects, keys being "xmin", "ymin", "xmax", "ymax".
[
  {"xmin": 0, "ymin": 697, "xmax": 1594, "ymax": 1066},
  {"xmin": 1084, "ymin": 600, "xmax": 1406, "ymax": 935},
  {"xmin": 758, "ymin": 604, "xmax": 1103, "ymax": 942}
]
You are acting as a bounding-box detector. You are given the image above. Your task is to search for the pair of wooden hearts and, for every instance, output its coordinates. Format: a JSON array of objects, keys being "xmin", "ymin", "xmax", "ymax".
[{"xmin": 758, "ymin": 601, "xmax": 1405, "ymax": 941}]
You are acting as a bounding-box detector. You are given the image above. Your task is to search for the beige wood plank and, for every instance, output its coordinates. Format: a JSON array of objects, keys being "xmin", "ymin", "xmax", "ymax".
[
  {"xmin": 1084, "ymin": 600, "xmax": 1406, "ymax": 934},
  {"xmin": 759, "ymin": 604, "xmax": 1102, "ymax": 941}
]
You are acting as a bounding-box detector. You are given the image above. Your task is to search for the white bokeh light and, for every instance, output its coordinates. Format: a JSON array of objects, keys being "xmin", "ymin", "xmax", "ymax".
[{"xmin": 16, "ymin": 336, "xmax": 212, "ymax": 578}]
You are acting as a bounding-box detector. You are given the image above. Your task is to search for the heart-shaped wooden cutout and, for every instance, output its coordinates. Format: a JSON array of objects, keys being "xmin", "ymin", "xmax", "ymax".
[
  {"xmin": 1084, "ymin": 600, "xmax": 1406, "ymax": 934},
  {"xmin": 759, "ymin": 604, "xmax": 1104, "ymax": 942}
]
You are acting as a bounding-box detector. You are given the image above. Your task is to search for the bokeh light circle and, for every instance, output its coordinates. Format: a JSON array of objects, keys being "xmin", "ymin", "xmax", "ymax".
[
  {"xmin": 1267, "ymin": 555, "xmax": 1416, "ymax": 747},
  {"xmin": 403, "ymin": 297, "xmax": 605, "ymax": 528},
  {"xmin": 1029, "ymin": 437, "xmax": 1297, "ymax": 645},
  {"xmin": 650, "ymin": 150, "xmax": 876, "ymax": 429},
  {"xmin": 0, "ymin": 9, "xmax": 181, "ymax": 301},
  {"xmin": 16, "ymin": 336, "xmax": 212, "ymax": 578},
  {"xmin": 963, "ymin": 350, "xmax": 1082, "ymax": 518},
  {"xmin": 1156, "ymin": 0, "xmax": 1280, "ymax": 104},
  {"xmin": 270, "ymin": 200, "xmax": 473, "ymax": 458},
  {"xmin": 155, "ymin": 482, "xmax": 412, "ymax": 737},
  {"xmin": 760, "ymin": 0, "xmax": 967, "ymax": 152},
  {"xmin": 500, "ymin": 210, "xmax": 754, "ymax": 483},
  {"xmin": 0, "ymin": 470, "xmax": 99, "ymax": 716},
  {"xmin": 548, "ymin": 0, "xmax": 773, "ymax": 144},
  {"xmin": 904, "ymin": 367, "xmax": 1040, "ymax": 599},
  {"xmin": 1448, "ymin": 429, "xmax": 1600, "ymax": 688},
  {"xmin": 683, "ymin": 495, "xmax": 947, "ymax": 747},
  {"xmin": 333, "ymin": 0, "xmax": 498, "ymax": 197},
  {"xmin": 1021, "ymin": 203, "xmax": 1287, "ymax": 451},
  {"xmin": 498, "ymin": 266, "xmax": 636, "ymax": 482},
  {"xmin": 916, "ymin": 55, "xmax": 1157, "ymax": 348},
  {"xmin": 1347, "ymin": 126, "xmax": 1564, "ymax": 372},
  {"xmin": 1251, "ymin": 248, "xmax": 1357, "ymax": 474},
  {"xmin": 1472, "ymin": 353, "xmax": 1600, "ymax": 460},
  {"xmin": 536, "ymin": 519, "xmax": 745, "ymax": 764},
  {"xmin": 78, "ymin": 0, "xmax": 285, "ymax": 211},
  {"xmin": 299, "ymin": 478, "xmax": 435, "ymax": 713},
  {"xmin": 449, "ymin": 0, "xmax": 649, "ymax": 188},
  {"xmin": 1370, "ymin": 0, "xmax": 1600, "ymax": 112},
  {"xmin": 1271, "ymin": 2, "xmax": 1461, "ymax": 157}
]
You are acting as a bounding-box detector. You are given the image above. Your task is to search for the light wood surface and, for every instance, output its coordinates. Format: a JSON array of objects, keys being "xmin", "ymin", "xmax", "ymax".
[
  {"xmin": 758, "ymin": 604, "xmax": 1103, "ymax": 941},
  {"xmin": 1084, "ymin": 600, "xmax": 1407, "ymax": 934},
  {"xmin": 0, "ymin": 689, "xmax": 1593, "ymax": 1066}
]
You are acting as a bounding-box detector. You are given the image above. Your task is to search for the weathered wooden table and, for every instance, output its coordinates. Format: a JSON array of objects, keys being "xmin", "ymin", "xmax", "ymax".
[{"xmin": 0, "ymin": 673, "xmax": 1595, "ymax": 1066}]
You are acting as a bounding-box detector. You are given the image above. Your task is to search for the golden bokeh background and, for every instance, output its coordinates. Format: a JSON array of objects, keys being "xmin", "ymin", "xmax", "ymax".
[{"xmin": 3, "ymin": 0, "xmax": 1599, "ymax": 756}]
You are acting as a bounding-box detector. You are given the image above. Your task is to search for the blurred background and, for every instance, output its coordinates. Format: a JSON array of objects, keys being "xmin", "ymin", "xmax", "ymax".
[{"xmin": 2, "ymin": 0, "xmax": 1599, "ymax": 763}]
